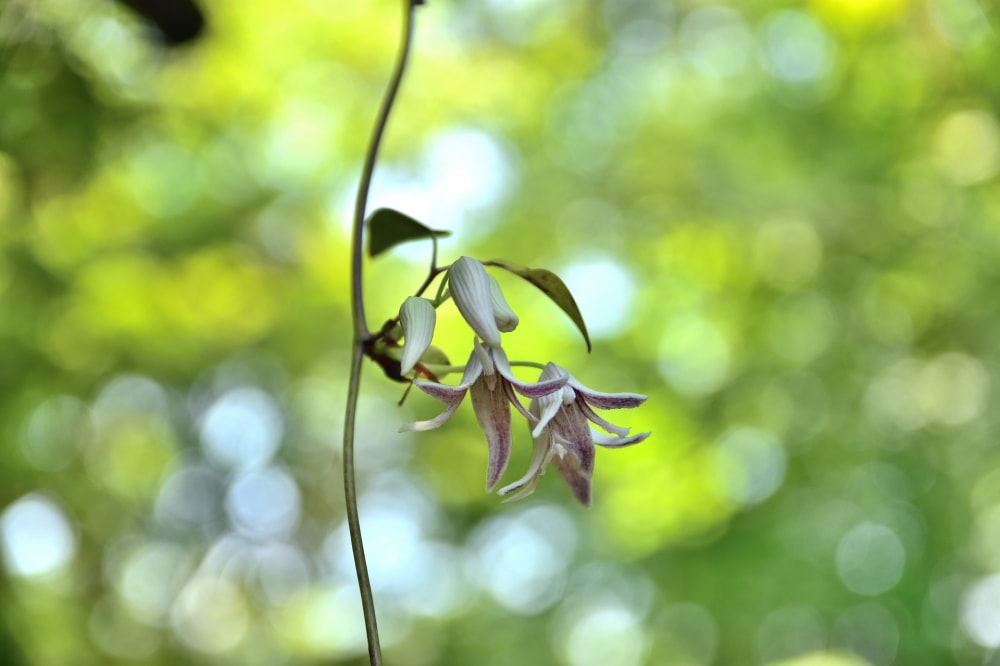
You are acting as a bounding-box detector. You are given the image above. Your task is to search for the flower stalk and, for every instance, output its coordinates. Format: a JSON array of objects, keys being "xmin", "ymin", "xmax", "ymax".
[{"xmin": 344, "ymin": 1, "xmax": 422, "ymax": 664}]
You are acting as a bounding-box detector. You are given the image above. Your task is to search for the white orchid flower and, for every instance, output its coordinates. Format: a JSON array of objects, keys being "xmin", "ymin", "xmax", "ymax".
[
  {"xmin": 400, "ymin": 341, "xmax": 567, "ymax": 492},
  {"xmin": 498, "ymin": 363, "xmax": 649, "ymax": 506},
  {"xmin": 401, "ymin": 257, "xmax": 647, "ymax": 503}
]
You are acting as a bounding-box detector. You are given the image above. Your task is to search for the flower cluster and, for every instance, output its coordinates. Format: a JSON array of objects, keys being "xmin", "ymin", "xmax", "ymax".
[{"xmin": 398, "ymin": 256, "xmax": 648, "ymax": 506}]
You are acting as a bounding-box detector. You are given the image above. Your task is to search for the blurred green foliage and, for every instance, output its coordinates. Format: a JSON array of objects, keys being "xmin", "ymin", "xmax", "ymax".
[{"xmin": 2, "ymin": 0, "xmax": 1000, "ymax": 664}]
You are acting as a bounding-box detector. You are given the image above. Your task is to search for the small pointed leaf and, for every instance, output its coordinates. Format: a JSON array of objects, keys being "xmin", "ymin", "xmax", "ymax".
[
  {"xmin": 367, "ymin": 208, "xmax": 451, "ymax": 258},
  {"xmin": 484, "ymin": 259, "xmax": 592, "ymax": 352}
]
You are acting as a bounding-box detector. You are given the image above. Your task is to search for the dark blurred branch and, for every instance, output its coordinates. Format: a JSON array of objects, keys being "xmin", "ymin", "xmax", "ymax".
[
  {"xmin": 113, "ymin": 0, "xmax": 205, "ymax": 45},
  {"xmin": 0, "ymin": 574, "xmax": 27, "ymax": 666}
]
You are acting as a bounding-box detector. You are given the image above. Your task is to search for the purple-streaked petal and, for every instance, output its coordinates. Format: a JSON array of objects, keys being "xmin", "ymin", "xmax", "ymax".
[
  {"xmin": 469, "ymin": 376, "xmax": 512, "ymax": 492},
  {"xmin": 398, "ymin": 296, "xmax": 436, "ymax": 375},
  {"xmin": 567, "ymin": 377, "xmax": 647, "ymax": 409},
  {"xmin": 493, "ymin": 349, "xmax": 567, "ymax": 398},
  {"xmin": 592, "ymin": 430, "xmax": 650, "ymax": 448},
  {"xmin": 488, "ymin": 274, "xmax": 519, "ymax": 333},
  {"xmin": 414, "ymin": 381, "xmax": 468, "ymax": 404},
  {"xmin": 415, "ymin": 349, "xmax": 482, "ymax": 402},
  {"xmin": 402, "ymin": 350, "xmax": 483, "ymax": 432},
  {"xmin": 503, "ymin": 381, "xmax": 535, "ymax": 424},
  {"xmin": 498, "ymin": 429, "xmax": 553, "ymax": 502},
  {"xmin": 512, "ymin": 374, "xmax": 567, "ymax": 398},
  {"xmin": 576, "ymin": 399, "xmax": 631, "ymax": 437},
  {"xmin": 553, "ymin": 410, "xmax": 595, "ymax": 476},
  {"xmin": 551, "ymin": 446, "xmax": 592, "ymax": 507},
  {"xmin": 450, "ymin": 257, "xmax": 502, "ymax": 347}
]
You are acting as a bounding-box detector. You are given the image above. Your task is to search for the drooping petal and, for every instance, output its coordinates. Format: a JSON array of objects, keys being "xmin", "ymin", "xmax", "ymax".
[
  {"xmin": 592, "ymin": 430, "xmax": 650, "ymax": 448},
  {"xmin": 576, "ymin": 399, "xmax": 631, "ymax": 437},
  {"xmin": 413, "ymin": 350, "xmax": 483, "ymax": 401},
  {"xmin": 502, "ymin": 381, "xmax": 535, "ymax": 424},
  {"xmin": 551, "ymin": 445, "xmax": 593, "ymax": 507},
  {"xmin": 400, "ymin": 351, "xmax": 483, "ymax": 432},
  {"xmin": 488, "ymin": 274, "xmax": 519, "ymax": 333},
  {"xmin": 399, "ymin": 400, "xmax": 463, "ymax": 432},
  {"xmin": 469, "ymin": 376, "xmax": 513, "ymax": 492},
  {"xmin": 412, "ymin": 381, "xmax": 469, "ymax": 405},
  {"xmin": 567, "ymin": 376, "xmax": 648, "ymax": 409},
  {"xmin": 449, "ymin": 257, "xmax": 502, "ymax": 347},
  {"xmin": 398, "ymin": 296, "xmax": 436, "ymax": 375},
  {"xmin": 499, "ymin": 425, "xmax": 554, "ymax": 503},
  {"xmin": 493, "ymin": 349, "xmax": 567, "ymax": 398}
]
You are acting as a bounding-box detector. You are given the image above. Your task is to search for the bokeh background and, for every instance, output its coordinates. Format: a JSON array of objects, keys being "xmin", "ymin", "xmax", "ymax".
[{"xmin": 2, "ymin": 0, "xmax": 1000, "ymax": 664}]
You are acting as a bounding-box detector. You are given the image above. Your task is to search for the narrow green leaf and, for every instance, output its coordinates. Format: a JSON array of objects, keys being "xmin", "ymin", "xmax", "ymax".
[
  {"xmin": 484, "ymin": 259, "xmax": 592, "ymax": 352},
  {"xmin": 367, "ymin": 208, "xmax": 451, "ymax": 258}
]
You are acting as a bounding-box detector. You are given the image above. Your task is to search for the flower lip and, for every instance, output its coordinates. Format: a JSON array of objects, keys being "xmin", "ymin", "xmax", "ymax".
[
  {"xmin": 398, "ymin": 296, "xmax": 436, "ymax": 375},
  {"xmin": 449, "ymin": 257, "xmax": 502, "ymax": 347}
]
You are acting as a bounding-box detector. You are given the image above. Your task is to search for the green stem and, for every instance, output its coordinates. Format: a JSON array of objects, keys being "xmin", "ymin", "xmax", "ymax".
[
  {"xmin": 509, "ymin": 360, "xmax": 547, "ymax": 370},
  {"xmin": 342, "ymin": 344, "xmax": 376, "ymax": 663},
  {"xmin": 344, "ymin": 2, "xmax": 421, "ymax": 664},
  {"xmin": 351, "ymin": 0, "xmax": 420, "ymax": 334},
  {"xmin": 422, "ymin": 363, "xmax": 468, "ymax": 375},
  {"xmin": 413, "ymin": 266, "xmax": 446, "ymax": 300}
]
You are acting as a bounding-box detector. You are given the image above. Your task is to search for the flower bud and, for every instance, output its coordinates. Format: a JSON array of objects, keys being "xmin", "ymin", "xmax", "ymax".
[
  {"xmin": 399, "ymin": 296, "xmax": 436, "ymax": 375},
  {"xmin": 449, "ymin": 257, "xmax": 502, "ymax": 347}
]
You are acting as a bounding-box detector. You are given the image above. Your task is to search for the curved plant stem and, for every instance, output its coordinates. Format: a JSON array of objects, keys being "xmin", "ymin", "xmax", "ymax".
[
  {"xmin": 342, "ymin": 345, "xmax": 376, "ymax": 664},
  {"xmin": 413, "ymin": 266, "xmax": 446, "ymax": 299},
  {"xmin": 344, "ymin": 2, "xmax": 421, "ymax": 664},
  {"xmin": 351, "ymin": 0, "xmax": 419, "ymax": 334},
  {"xmin": 508, "ymin": 360, "xmax": 547, "ymax": 371}
]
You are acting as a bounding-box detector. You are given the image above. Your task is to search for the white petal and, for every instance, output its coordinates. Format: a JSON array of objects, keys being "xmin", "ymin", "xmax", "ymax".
[
  {"xmin": 530, "ymin": 363, "xmax": 572, "ymax": 437},
  {"xmin": 592, "ymin": 430, "xmax": 650, "ymax": 448},
  {"xmin": 399, "ymin": 400, "xmax": 463, "ymax": 432},
  {"xmin": 498, "ymin": 428, "xmax": 554, "ymax": 502},
  {"xmin": 488, "ymin": 275, "xmax": 519, "ymax": 332},
  {"xmin": 537, "ymin": 362, "xmax": 567, "ymax": 383},
  {"xmin": 531, "ymin": 395, "xmax": 563, "ymax": 439},
  {"xmin": 472, "ymin": 338, "xmax": 495, "ymax": 383},
  {"xmin": 449, "ymin": 257, "xmax": 502, "ymax": 347},
  {"xmin": 398, "ymin": 296, "xmax": 436, "ymax": 375}
]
